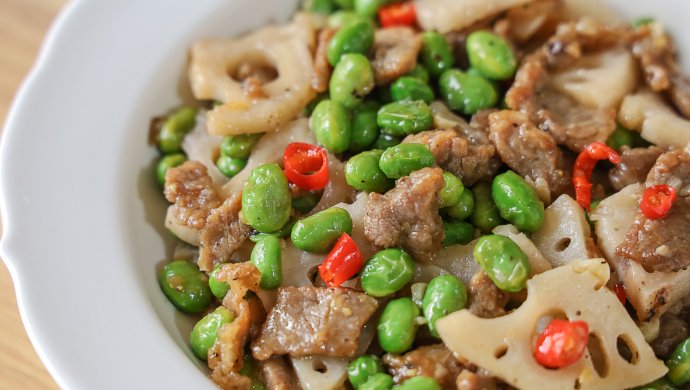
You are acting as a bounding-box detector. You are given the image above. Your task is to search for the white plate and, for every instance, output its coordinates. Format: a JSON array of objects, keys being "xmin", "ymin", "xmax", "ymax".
[{"xmin": 0, "ymin": 0, "xmax": 687, "ymax": 388}]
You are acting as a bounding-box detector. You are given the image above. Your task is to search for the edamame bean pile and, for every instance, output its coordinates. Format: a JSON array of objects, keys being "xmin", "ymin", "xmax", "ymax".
[{"xmin": 150, "ymin": 1, "xmax": 690, "ymax": 389}]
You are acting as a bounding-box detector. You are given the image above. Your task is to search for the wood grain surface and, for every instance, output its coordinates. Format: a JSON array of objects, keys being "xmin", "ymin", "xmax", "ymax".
[{"xmin": 0, "ymin": 0, "xmax": 66, "ymax": 388}]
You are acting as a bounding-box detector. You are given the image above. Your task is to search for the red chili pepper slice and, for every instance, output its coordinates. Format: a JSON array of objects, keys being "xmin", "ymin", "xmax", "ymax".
[
  {"xmin": 378, "ymin": 1, "xmax": 417, "ymax": 28},
  {"xmin": 534, "ymin": 319, "xmax": 589, "ymax": 369},
  {"xmin": 283, "ymin": 142, "xmax": 329, "ymax": 191},
  {"xmin": 572, "ymin": 142, "xmax": 621, "ymax": 212},
  {"xmin": 640, "ymin": 184, "xmax": 677, "ymax": 220},
  {"xmin": 613, "ymin": 282, "xmax": 627, "ymax": 306},
  {"xmin": 318, "ymin": 233, "xmax": 363, "ymax": 288}
]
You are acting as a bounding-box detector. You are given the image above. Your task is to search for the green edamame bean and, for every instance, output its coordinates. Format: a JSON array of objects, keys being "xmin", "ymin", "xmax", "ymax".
[
  {"xmin": 345, "ymin": 150, "xmax": 394, "ymax": 193},
  {"xmin": 470, "ymin": 182, "xmax": 504, "ymax": 233},
  {"xmin": 394, "ymin": 376, "xmax": 441, "ymax": 390},
  {"xmin": 293, "ymin": 193, "xmax": 321, "ymax": 214},
  {"xmin": 291, "ymin": 207, "xmax": 353, "ymax": 253},
  {"xmin": 439, "ymin": 69, "xmax": 498, "ymax": 116},
  {"xmin": 158, "ymin": 260, "xmax": 213, "ymax": 314},
  {"xmin": 466, "ymin": 31, "xmax": 517, "ymax": 80},
  {"xmin": 421, "ymin": 32, "xmax": 454, "ymax": 78},
  {"xmin": 438, "ymin": 172, "xmax": 464, "ymax": 208},
  {"xmin": 311, "ymin": 100, "xmax": 352, "ymax": 153},
  {"xmin": 250, "ymin": 235, "xmax": 283, "ymax": 290},
  {"xmin": 379, "ymin": 143, "xmax": 435, "ymax": 179},
  {"xmin": 635, "ymin": 377, "xmax": 678, "ymax": 390},
  {"xmin": 327, "ymin": 20, "xmax": 375, "ymax": 66},
  {"xmin": 473, "ymin": 235, "xmax": 531, "ymax": 293},
  {"xmin": 445, "ymin": 187, "xmax": 474, "ymax": 221},
  {"xmin": 390, "ymin": 77, "xmax": 435, "ymax": 104},
  {"xmin": 216, "ymin": 155, "xmax": 247, "ymax": 178},
  {"xmin": 302, "ymin": 0, "xmax": 335, "ymax": 14},
  {"xmin": 242, "ymin": 164, "xmax": 292, "ymax": 233},
  {"xmin": 377, "ymin": 100, "xmax": 433, "ymax": 137},
  {"xmin": 158, "ymin": 106, "xmax": 197, "ymax": 154},
  {"xmin": 361, "ymin": 248, "xmax": 415, "ymax": 297},
  {"xmin": 334, "ymin": 0, "xmax": 354, "ymax": 9},
  {"xmin": 328, "ymin": 10, "xmax": 366, "ymax": 29},
  {"xmin": 239, "ymin": 354, "xmax": 265, "ymax": 390},
  {"xmin": 190, "ymin": 306, "xmax": 234, "ymax": 360},
  {"xmin": 209, "ymin": 264, "xmax": 230, "ymax": 299},
  {"xmin": 220, "ymin": 133, "xmax": 262, "ymax": 159},
  {"xmin": 354, "ymin": 0, "xmax": 388, "ymax": 17},
  {"xmin": 405, "ymin": 64, "xmax": 430, "ymax": 84},
  {"xmin": 667, "ymin": 338, "xmax": 690, "ymax": 386},
  {"xmin": 606, "ymin": 124, "xmax": 645, "ymax": 151},
  {"xmin": 632, "ymin": 17, "xmax": 655, "ymax": 28},
  {"xmin": 491, "ymin": 171, "xmax": 544, "ymax": 232},
  {"xmin": 156, "ymin": 153, "xmax": 187, "ymax": 186},
  {"xmin": 422, "ymin": 275, "xmax": 467, "ymax": 337},
  {"xmin": 374, "ymin": 133, "xmax": 402, "ymax": 150},
  {"xmin": 361, "ymin": 373, "xmax": 394, "ymax": 390},
  {"xmin": 443, "ymin": 221, "xmax": 474, "ymax": 247},
  {"xmin": 331, "ymin": 53, "xmax": 375, "ymax": 109},
  {"xmin": 347, "ymin": 355, "xmax": 385, "ymax": 389},
  {"xmin": 377, "ymin": 297, "xmax": 420, "ymax": 353},
  {"xmin": 350, "ymin": 101, "xmax": 381, "ymax": 152},
  {"xmin": 263, "ymin": 218, "xmax": 297, "ymax": 239},
  {"xmin": 305, "ymin": 92, "xmax": 329, "ymax": 116}
]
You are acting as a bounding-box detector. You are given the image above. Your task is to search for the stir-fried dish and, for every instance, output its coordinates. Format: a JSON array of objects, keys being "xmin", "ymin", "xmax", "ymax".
[{"xmin": 150, "ymin": 0, "xmax": 690, "ymax": 388}]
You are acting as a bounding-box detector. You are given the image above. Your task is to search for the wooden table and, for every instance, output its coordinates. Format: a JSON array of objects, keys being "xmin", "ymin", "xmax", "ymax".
[{"xmin": 0, "ymin": 0, "xmax": 66, "ymax": 388}]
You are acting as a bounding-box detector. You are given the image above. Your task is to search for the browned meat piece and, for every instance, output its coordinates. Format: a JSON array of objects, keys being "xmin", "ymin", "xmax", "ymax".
[
  {"xmin": 456, "ymin": 369, "xmax": 499, "ymax": 390},
  {"xmin": 670, "ymin": 74, "xmax": 690, "ymax": 119},
  {"xmin": 364, "ymin": 167, "xmax": 445, "ymax": 261},
  {"xmin": 618, "ymin": 200, "xmax": 690, "ymax": 273},
  {"xmin": 371, "ymin": 27, "xmax": 422, "ymax": 85},
  {"xmin": 630, "ymin": 24, "xmax": 690, "ymax": 118},
  {"xmin": 311, "ymin": 28, "xmax": 335, "ymax": 93},
  {"xmin": 198, "ymin": 194, "xmax": 252, "ymax": 271},
  {"xmin": 404, "ymin": 130, "xmax": 469, "ymax": 168},
  {"xmin": 383, "ymin": 344, "xmax": 462, "ymax": 389},
  {"xmin": 209, "ymin": 263, "xmax": 262, "ymax": 389},
  {"xmin": 617, "ymin": 147, "xmax": 690, "ymax": 272},
  {"xmin": 505, "ymin": 20, "xmax": 625, "ymax": 152},
  {"xmin": 468, "ymin": 272, "xmax": 508, "ymax": 319},
  {"xmin": 164, "ymin": 161, "xmax": 221, "ymax": 230},
  {"xmin": 259, "ymin": 356, "xmax": 300, "ymax": 390},
  {"xmin": 651, "ymin": 313, "xmax": 689, "ymax": 359},
  {"xmin": 251, "ymin": 287, "xmax": 378, "ymax": 360},
  {"xmin": 488, "ymin": 110, "xmax": 570, "ymax": 203},
  {"xmin": 403, "ymin": 129, "xmax": 493, "ymax": 185},
  {"xmin": 609, "ymin": 146, "xmax": 664, "ymax": 191},
  {"xmin": 506, "ymin": 56, "xmax": 616, "ymax": 152}
]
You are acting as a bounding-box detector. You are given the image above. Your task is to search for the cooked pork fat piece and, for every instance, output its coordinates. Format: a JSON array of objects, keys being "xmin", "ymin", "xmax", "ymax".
[
  {"xmin": 364, "ymin": 167, "xmax": 445, "ymax": 261},
  {"xmin": 252, "ymin": 287, "xmax": 378, "ymax": 360},
  {"xmin": 488, "ymin": 110, "xmax": 570, "ymax": 203},
  {"xmin": 165, "ymin": 161, "xmax": 222, "ymax": 230},
  {"xmin": 617, "ymin": 146, "xmax": 690, "ymax": 272},
  {"xmin": 371, "ymin": 27, "xmax": 422, "ymax": 86},
  {"xmin": 383, "ymin": 344, "xmax": 463, "ymax": 388},
  {"xmin": 311, "ymin": 28, "xmax": 335, "ymax": 93},
  {"xmin": 209, "ymin": 263, "xmax": 262, "ymax": 389},
  {"xmin": 608, "ymin": 146, "xmax": 664, "ymax": 191}
]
